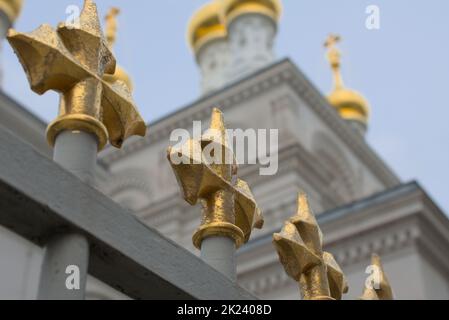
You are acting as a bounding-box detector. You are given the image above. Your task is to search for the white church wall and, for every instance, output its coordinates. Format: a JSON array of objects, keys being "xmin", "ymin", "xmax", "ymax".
[
  {"xmin": 418, "ymin": 253, "xmax": 449, "ymax": 300},
  {"xmin": 0, "ymin": 227, "xmax": 42, "ymax": 299},
  {"xmin": 287, "ymin": 90, "xmax": 388, "ymax": 202},
  {"xmin": 342, "ymin": 247, "xmax": 425, "ymax": 300}
]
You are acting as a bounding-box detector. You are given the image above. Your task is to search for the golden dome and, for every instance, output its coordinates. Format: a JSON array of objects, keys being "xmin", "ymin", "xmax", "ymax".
[
  {"xmin": 0, "ymin": 0, "xmax": 23, "ymax": 23},
  {"xmin": 104, "ymin": 65, "xmax": 133, "ymax": 91},
  {"xmin": 325, "ymin": 34, "xmax": 370, "ymax": 125},
  {"xmin": 328, "ymin": 88, "xmax": 369, "ymax": 124},
  {"xmin": 222, "ymin": 0, "xmax": 282, "ymax": 25},
  {"xmin": 103, "ymin": 7, "xmax": 133, "ymax": 91},
  {"xmin": 187, "ymin": 1, "xmax": 227, "ymax": 53}
]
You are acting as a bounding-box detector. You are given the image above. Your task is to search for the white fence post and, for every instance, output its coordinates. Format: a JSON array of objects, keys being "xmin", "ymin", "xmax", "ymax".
[{"xmin": 37, "ymin": 131, "xmax": 97, "ymax": 300}]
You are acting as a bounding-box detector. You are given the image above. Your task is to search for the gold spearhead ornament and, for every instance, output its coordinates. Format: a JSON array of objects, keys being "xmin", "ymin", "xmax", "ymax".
[
  {"xmin": 168, "ymin": 108, "xmax": 263, "ymax": 249},
  {"xmin": 7, "ymin": 0, "xmax": 146, "ymax": 150},
  {"xmin": 273, "ymin": 193, "xmax": 348, "ymax": 300},
  {"xmin": 360, "ymin": 254, "xmax": 394, "ymax": 300}
]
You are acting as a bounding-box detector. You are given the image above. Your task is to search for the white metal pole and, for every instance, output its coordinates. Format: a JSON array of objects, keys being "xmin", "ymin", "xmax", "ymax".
[
  {"xmin": 200, "ymin": 236, "xmax": 236, "ymax": 282},
  {"xmin": 37, "ymin": 233, "xmax": 89, "ymax": 300},
  {"xmin": 53, "ymin": 130, "xmax": 97, "ymax": 185},
  {"xmin": 37, "ymin": 130, "xmax": 97, "ymax": 300}
]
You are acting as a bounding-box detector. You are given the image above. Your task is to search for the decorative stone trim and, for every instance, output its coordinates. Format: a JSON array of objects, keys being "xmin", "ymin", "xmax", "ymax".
[
  {"xmin": 239, "ymin": 222, "xmax": 422, "ymax": 296},
  {"xmin": 241, "ymin": 270, "xmax": 291, "ymax": 296},
  {"xmin": 331, "ymin": 225, "xmax": 420, "ymax": 267},
  {"xmin": 99, "ymin": 60, "xmax": 399, "ymax": 190}
]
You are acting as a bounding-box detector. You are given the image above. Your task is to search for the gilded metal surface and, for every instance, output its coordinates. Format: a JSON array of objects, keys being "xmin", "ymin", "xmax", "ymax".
[
  {"xmin": 7, "ymin": 0, "xmax": 146, "ymax": 150},
  {"xmin": 222, "ymin": 0, "xmax": 283, "ymax": 25},
  {"xmin": 168, "ymin": 108, "xmax": 263, "ymax": 249},
  {"xmin": 324, "ymin": 34, "xmax": 370, "ymax": 125},
  {"xmin": 273, "ymin": 193, "xmax": 348, "ymax": 300},
  {"xmin": 360, "ymin": 254, "xmax": 394, "ymax": 300},
  {"xmin": 187, "ymin": 1, "xmax": 227, "ymax": 54},
  {"xmin": 0, "ymin": 0, "xmax": 23, "ymax": 23},
  {"xmin": 103, "ymin": 7, "xmax": 133, "ymax": 91}
]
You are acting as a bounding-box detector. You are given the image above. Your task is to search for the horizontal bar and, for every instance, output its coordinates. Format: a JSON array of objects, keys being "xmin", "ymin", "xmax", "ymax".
[{"xmin": 0, "ymin": 126, "xmax": 255, "ymax": 300}]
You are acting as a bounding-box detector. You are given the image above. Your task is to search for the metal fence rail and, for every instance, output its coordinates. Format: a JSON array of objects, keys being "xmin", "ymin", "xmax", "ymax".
[{"xmin": 0, "ymin": 126, "xmax": 255, "ymax": 300}]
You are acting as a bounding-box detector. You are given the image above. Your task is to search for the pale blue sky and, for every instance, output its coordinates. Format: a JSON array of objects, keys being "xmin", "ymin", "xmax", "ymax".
[{"xmin": 2, "ymin": 1, "xmax": 449, "ymax": 213}]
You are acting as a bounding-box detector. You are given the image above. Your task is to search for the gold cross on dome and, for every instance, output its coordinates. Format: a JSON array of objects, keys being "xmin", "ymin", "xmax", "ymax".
[
  {"xmin": 324, "ymin": 34, "xmax": 344, "ymax": 89},
  {"xmin": 324, "ymin": 33, "xmax": 341, "ymax": 49},
  {"xmin": 105, "ymin": 7, "xmax": 120, "ymax": 48}
]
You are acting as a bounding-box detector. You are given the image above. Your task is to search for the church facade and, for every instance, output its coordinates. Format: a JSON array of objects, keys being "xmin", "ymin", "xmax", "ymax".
[{"xmin": 0, "ymin": 0, "xmax": 448, "ymax": 300}]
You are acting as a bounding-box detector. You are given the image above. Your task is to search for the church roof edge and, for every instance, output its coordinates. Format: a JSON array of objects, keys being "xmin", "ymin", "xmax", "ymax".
[{"xmin": 238, "ymin": 181, "xmax": 449, "ymax": 255}]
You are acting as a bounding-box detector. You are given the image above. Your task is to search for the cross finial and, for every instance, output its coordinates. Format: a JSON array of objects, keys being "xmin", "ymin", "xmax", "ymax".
[
  {"xmin": 360, "ymin": 254, "xmax": 394, "ymax": 300},
  {"xmin": 167, "ymin": 108, "xmax": 263, "ymax": 249},
  {"xmin": 7, "ymin": 0, "xmax": 146, "ymax": 150},
  {"xmin": 103, "ymin": 7, "xmax": 134, "ymax": 91},
  {"xmin": 105, "ymin": 7, "xmax": 120, "ymax": 49},
  {"xmin": 324, "ymin": 33, "xmax": 341, "ymax": 50},
  {"xmin": 273, "ymin": 192, "xmax": 348, "ymax": 300},
  {"xmin": 324, "ymin": 33, "xmax": 344, "ymax": 89}
]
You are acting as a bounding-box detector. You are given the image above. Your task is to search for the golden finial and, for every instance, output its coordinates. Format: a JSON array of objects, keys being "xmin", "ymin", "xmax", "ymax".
[
  {"xmin": 324, "ymin": 34, "xmax": 344, "ymax": 90},
  {"xmin": 360, "ymin": 254, "xmax": 394, "ymax": 300},
  {"xmin": 7, "ymin": 0, "xmax": 146, "ymax": 150},
  {"xmin": 167, "ymin": 108, "xmax": 263, "ymax": 249},
  {"xmin": 105, "ymin": 7, "xmax": 120, "ymax": 49},
  {"xmin": 325, "ymin": 34, "xmax": 370, "ymax": 131},
  {"xmin": 273, "ymin": 192, "xmax": 348, "ymax": 300},
  {"xmin": 103, "ymin": 7, "xmax": 133, "ymax": 91}
]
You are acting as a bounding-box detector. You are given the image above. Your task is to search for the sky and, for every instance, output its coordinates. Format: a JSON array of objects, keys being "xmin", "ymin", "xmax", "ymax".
[{"xmin": 2, "ymin": 0, "xmax": 449, "ymax": 214}]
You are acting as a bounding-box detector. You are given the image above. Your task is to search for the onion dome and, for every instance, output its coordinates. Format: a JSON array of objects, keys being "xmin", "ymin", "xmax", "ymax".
[
  {"xmin": 0, "ymin": 0, "xmax": 23, "ymax": 24},
  {"xmin": 187, "ymin": 1, "xmax": 227, "ymax": 54},
  {"xmin": 325, "ymin": 34, "xmax": 370, "ymax": 127},
  {"xmin": 222, "ymin": 0, "xmax": 282, "ymax": 25}
]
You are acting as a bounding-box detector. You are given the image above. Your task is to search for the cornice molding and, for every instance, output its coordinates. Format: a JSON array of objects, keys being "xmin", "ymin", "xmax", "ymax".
[
  {"xmin": 99, "ymin": 63, "xmax": 286, "ymax": 165},
  {"xmin": 239, "ymin": 216, "xmax": 422, "ymax": 297},
  {"xmin": 98, "ymin": 59, "xmax": 400, "ymax": 190},
  {"xmin": 237, "ymin": 183, "xmax": 449, "ymax": 296},
  {"xmin": 329, "ymin": 217, "xmax": 421, "ymax": 267}
]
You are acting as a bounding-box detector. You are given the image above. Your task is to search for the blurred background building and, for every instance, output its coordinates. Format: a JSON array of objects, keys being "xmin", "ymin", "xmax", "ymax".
[{"xmin": 0, "ymin": 0, "xmax": 448, "ymax": 300}]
